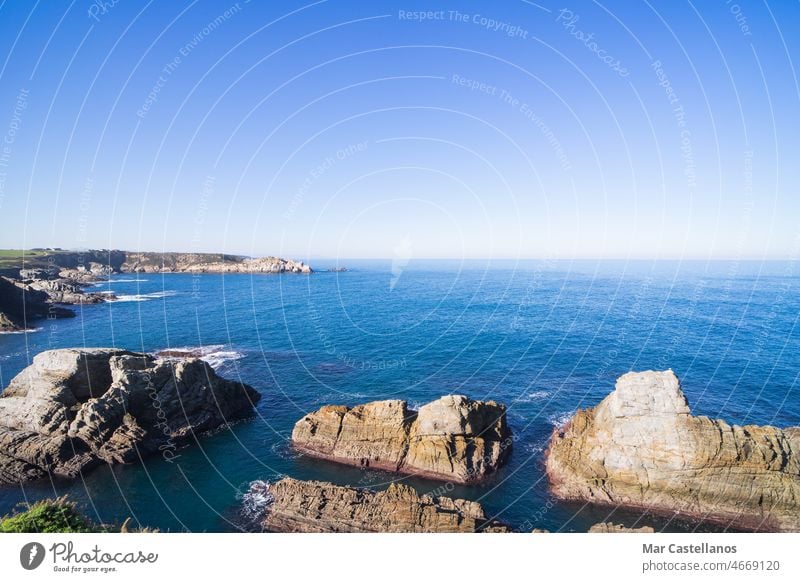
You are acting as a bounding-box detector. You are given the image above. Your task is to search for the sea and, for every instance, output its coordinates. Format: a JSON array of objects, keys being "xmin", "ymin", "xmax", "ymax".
[{"xmin": 0, "ymin": 259, "xmax": 798, "ymax": 532}]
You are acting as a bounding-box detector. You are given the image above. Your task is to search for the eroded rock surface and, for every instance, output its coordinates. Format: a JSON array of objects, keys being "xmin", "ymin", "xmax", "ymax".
[
  {"xmin": 0, "ymin": 276, "xmax": 74, "ymax": 331},
  {"xmin": 546, "ymin": 370, "xmax": 800, "ymax": 532},
  {"xmin": 292, "ymin": 395, "xmax": 511, "ymax": 483},
  {"xmin": 0, "ymin": 348, "xmax": 260, "ymax": 484},
  {"xmin": 588, "ymin": 522, "xmax": 655, "ymax": 533},
  {"xmin": 252, "ymin": 477, "xmax": 510, "ymax": 533}
]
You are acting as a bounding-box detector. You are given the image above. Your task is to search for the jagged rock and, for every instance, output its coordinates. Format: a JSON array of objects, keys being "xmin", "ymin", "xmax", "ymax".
[
  {"xmin": 252, "ymin": 477, "xmax": 510, "ymax": 533},
  {"xmin": 0, "ymin": 348, "xmax": 260, "ymax": 484},
  {"xmin": 546, "ymin": 370, "xmax": 800, "ymax": 532},
  {"xmin": 0, "ymin": 312, "xmax": 20, "ymax": 332},
  {"xmin": 0, "ymin": 276, "xmax": 74, "ymax": 330},
  {"xmin": 588, "ymin": 522, "xmax": 655, "ymax": 533},
  {"xmin": 18, "ymin": 268, "xmax": 59, "ymax": 280},
  {"xmin": 292, "ymin": 395, "xmax": 512, "ymax": 483},
  {"xmin": 25, "ymin": 278, "xmax": 110, "ymax": 304},
  {"xmin": 57, "ymin": 268, "xmax": 105, "ymax": 284}
]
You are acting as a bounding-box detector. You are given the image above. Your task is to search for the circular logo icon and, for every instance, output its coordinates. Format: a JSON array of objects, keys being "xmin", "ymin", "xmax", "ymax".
[{"xmin": 20, "ymin": 542, "xmax": 46, "ymax": 570}]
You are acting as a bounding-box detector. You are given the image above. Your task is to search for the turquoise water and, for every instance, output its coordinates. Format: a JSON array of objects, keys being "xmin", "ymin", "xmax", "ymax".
[{"xmin": 0, "ymin": 260, "xmax": 798, "ymax": 532}]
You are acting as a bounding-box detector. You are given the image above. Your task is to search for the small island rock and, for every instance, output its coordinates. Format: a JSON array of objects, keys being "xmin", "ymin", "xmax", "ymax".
[
  {"xmin": 546, "ymin": 370, "xmax": 800, "ymax": 532},
  {"xmin": 292, "ymin": 395, "xmax": 512, "ymax": 483}
]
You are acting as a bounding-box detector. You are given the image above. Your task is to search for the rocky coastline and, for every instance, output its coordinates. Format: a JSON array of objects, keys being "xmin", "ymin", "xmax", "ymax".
[
  {"xmin": 1, "ymin": 336, "xmax": 798, "ymax": 532},
  {"xmin": 249, "ymin": 477, "xmax": 510, "ymax": 533},
  {"xmin": 292, "ymin": 395, "xmax": 512, "ymax": 483},
  {"xmin": 0, "ymin": 348, "xmax": 260, "ymax": 485},
  {"xmin": 0, "ymin": 250, "xmax": 312, "ymax": 331},
  {"xmin": 546, "ymin": 370, "xmax": 800, "ymax": 532}
]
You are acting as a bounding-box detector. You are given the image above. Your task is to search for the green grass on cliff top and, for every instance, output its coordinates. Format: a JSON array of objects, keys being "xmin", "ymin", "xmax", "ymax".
[
  {"xmin": 0, "ymin": 498, "xmax": 98, "ymax": 533},
  {"xmin": 0, "ymin": 249, "xmax": 66, "ymax": 268}
]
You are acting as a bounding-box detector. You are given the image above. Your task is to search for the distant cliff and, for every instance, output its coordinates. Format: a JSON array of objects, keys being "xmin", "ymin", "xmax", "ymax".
[{"xmin": 0, "ymin": 250, "xmax": 312, "ymax": 274}]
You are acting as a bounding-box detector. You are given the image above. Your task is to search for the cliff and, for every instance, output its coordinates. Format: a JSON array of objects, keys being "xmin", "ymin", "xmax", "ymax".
[
  {"xmin": 0, "ymin": 276, "xmax": 74, "ymax": 331},
  {"xmin": 0, "ymin": 348, "xmax": 260, "ymax": 484},
  {"xmin": 292, "ymin": 395, "xmax": 512, "ymax": 483},
  {"xmin": 0, "ymin": 249, "xmax": 312, "ymax": 274},
  {"xmin": 251, "ymin": 477, "xmax": 510, "ymax": 533},
  {"xmin": 546, "ymin": 370, "xmax": 800, "ymax": 532}
]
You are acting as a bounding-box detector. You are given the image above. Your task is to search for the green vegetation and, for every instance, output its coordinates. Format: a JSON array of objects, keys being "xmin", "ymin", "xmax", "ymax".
[
  {"xmin": 0, "ymin": 497, "xmax": 157, "ymax": 533},
  {"xmin": 0, "ymin": 497, "xmax": 98, "ymax": 533},
  {"xmin": 0, "ymin": 249, "xmax": 65, "ymax": 269}
]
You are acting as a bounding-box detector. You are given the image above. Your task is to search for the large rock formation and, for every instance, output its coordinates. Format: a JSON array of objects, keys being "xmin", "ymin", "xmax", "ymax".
[
  {"xmin": 546, "ymin": 370, "xmax": 800, "ymax": 532},
  {"xmin": 250, "ymin": 477, "xmax": 510, "ymax": 533},
  {"xmin": 292, "ymin": 395, "xmax": 512, "ymax": 483},
  {"xmin": 0, "ymin": 348, "xmax": 260, "ymax": 484},
  {"xmin": 23, "ymin": 277, "xmax": 110, "ymax": 304},
  {"xmin": 0, "ymin": 276, "xmax": 74, "ymax": 331}
]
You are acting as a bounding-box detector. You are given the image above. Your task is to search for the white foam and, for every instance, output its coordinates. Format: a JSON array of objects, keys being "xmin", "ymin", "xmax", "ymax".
[
  {"xmin": 0, "ymin": 327, "xmax": 41, "ymax": 335},
  {"xmin": 154, "ymin": 344, "xmax": 245, "ymax": 369},
  {"xmin": 548, "ymin": 411, "xmax": 575, "ymax": 428},
  {"xmin": 114, "ymin": 290, "xmax": 178, "ymax": 302},
  {"xmin": 514, "ymin": 390, "xmax": 551, "ymax": 403},
  {"xmin": 523, "ymin": 440, "xmax": 547, "ymax": 455},
  {"xmin": 91, "ymin": 278, "xmax": 148, "ymax": 285},
  {"xmin": 241, "ymin": 480, "xmax": 274, "ymax": 523}
]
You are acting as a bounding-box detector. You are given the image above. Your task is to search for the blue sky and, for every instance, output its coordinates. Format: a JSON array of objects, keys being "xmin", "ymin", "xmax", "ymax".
[{"xmin": 0, "ymin": 0, "xmax": 797, "ymax": 259}]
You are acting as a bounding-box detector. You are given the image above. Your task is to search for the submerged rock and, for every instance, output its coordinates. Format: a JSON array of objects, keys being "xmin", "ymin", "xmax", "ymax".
[
  {"xmin": 292, "ymin": 395, "xmax": 512, "ymax": 483},
  {"xmin": 546, "ymin": 370, "xmax": 800, "ymax": 532},
  {"xmin": 252, "ymin": 477, "xmax": 510, "ymax": 533},
  {"xmin": 0, "ymin": 348, "xmax": 260, "ymax": 484},
  {"xmin": 588, "ymin": 522, "xmax": 655, "ymax": 533}
]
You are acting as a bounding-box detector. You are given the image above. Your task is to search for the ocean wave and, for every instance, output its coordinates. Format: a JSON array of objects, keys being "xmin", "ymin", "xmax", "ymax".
[
  {"xmin": 91, "ymin": 278, "xmax": 149, "ymax": 285},
  {"xmin": 154, "ymin": 344, "xmax": 245, "ymax": 369},
  {"xmin": 113, "ymin": 290, "xmax": 178, "ymax": 302},
  {"xmin": 240, "ymin": 480, "xmax": 274, "ymax": 524},
  {"xmin": 0, "ymin": 327, "xmax": 41, "ymax": 335},
  {"xmin": 514, "ymin": 390, "xmax": 551, "ymax": 403},
  {"xmin": 270, "ymin": 441, "xmax": 301, "ymax": 460},
  {"xmin": 548, "ymin": 411, "xmax": 575, "ymax": 428},
  {"xmin": 523, "ymin": 440, "xmax": 548, "ymax": 455}
]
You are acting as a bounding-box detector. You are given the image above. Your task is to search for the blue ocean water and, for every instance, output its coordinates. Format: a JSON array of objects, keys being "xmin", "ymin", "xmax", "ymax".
[{"xmin": 0, "ymin": 260, "xmax": 798, "ymax": 532}]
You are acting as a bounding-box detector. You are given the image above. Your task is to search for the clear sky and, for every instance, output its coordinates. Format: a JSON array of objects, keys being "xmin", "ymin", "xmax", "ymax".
[{"xmin": 0, "ymin": 1, "xmax": 798, "ymax": 260}]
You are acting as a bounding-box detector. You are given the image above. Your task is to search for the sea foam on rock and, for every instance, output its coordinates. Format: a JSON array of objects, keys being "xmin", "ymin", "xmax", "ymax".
[{"xmin": 546, "ymin": 370, "xmax": 800, "ymax": 532}]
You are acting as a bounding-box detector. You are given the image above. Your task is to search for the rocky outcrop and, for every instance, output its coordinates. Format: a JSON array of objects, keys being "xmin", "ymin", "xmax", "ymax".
[
  {"xmin": 546, "ymin": 370, "xmax": 800, "ymax": 532},
  {"xmin": 0, "ymin": 348, "xmax": 260, "ymax": 484},
  {"xmin": 120, "ymin": 253, "xmax": 311, "ymax": 274},
  {"xmin": 0, "ymin": 250, "xmax": 312, "ymax": 276},
  {"xmin": 24, "ymin": 278, "xmax": 111, "ymax": 304},
  {"xmin": 588, "ymin": 522, "xmax": 655, "ymax": 533},
  {"xmin": 0, "ymin": 276, "xmax": 74, "ymax": 331},
  {"xmin": 292, "ymin": 395, "xmax": 512, "ymax": 483},
  {"xmin": 250, "ymin": 477, "xmax": 510, "ymax": 533}
]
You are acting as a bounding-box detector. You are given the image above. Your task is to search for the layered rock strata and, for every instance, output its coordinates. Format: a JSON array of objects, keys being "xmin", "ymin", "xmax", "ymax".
[
  {"xmin": 292, "ymin": 395, "xmax": 511, "ymax": 483},
  {"xmin": 546, "ymin": 370, "xmax": 800, "ymax": 532},
  {"xmin": 0, "ymin": 348, "xmax": 260, "ymax": 484},
  {"xmin": 253, "ymin": 477, "xmax": 510, "ymax": 533}
]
